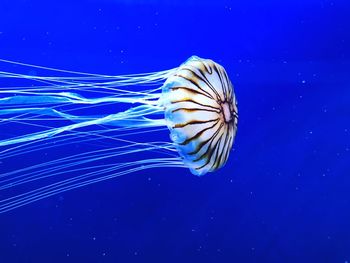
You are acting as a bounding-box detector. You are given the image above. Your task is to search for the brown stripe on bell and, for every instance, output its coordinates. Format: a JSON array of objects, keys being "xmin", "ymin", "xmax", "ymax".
[{"xmin": 161, "ymin": 56, "xmax": 238, "ymax": 176}]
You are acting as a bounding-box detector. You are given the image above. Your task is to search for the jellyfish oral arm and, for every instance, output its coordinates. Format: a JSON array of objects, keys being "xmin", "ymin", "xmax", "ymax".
[
  {"xmin": 0, "ymin": 103, "xmax": 166, "ymax": 147},
  {"xmin": 0, "ymin": 62, "xmax": 173, "ymax": 148}
]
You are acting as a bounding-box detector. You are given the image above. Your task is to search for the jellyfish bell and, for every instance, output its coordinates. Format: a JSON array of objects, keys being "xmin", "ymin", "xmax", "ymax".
[
  {"xmin": 0, "ymin": 56, "xmax": 237, "ymax": 213},
  {"xmin": 161, "ymin": 56, "xmax": 238, "ymax": 175}
]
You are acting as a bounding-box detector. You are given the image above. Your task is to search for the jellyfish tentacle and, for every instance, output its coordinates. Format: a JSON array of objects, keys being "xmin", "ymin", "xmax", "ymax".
[{"xmin": 0, "ymin": 158, "xmax": 185, "ymax": 214}]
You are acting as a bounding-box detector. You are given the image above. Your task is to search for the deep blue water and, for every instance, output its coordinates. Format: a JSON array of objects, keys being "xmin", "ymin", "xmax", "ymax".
[{"xmin": 0, "ymin": 0, "xmax": 349, "ymax": 262}]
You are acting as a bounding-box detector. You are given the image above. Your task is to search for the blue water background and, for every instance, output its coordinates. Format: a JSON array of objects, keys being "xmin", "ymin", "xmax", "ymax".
[{"xmin": 0, "ymin": 0, "xmax": 349, "ymax": 262}]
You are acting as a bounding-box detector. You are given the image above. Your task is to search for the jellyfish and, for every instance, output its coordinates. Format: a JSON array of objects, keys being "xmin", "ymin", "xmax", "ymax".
[{"xmin": 0, "ymin": 56, "xmax": 238, "ymax": 213}]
